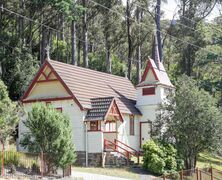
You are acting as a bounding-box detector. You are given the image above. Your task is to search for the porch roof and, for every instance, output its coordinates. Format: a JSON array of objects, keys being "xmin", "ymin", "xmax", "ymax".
[
  {"xmin": 85, "ymin": 97, "xmax": 124, "ymax": 121},
  {"xmin": 85, "ymin": 97, "xmax": 113, "ymax": 121}
]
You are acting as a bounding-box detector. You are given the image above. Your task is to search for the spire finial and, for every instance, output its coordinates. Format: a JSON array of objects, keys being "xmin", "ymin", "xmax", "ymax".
[{"xmin": 45, "ymin": 45, "xmax": 50, "ymax": 60}]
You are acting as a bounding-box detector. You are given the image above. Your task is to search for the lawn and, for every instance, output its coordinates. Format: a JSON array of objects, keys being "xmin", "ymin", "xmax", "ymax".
[
  {"xmin": 72, "ymin": 166, "xmax": 141, "ymax": 180},
  {"xmin": 197, "ymin": 153, "xmax": 222, "ymax": 179}
]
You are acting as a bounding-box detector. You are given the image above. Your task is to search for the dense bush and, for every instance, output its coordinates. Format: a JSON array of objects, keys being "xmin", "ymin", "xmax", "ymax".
[
  {"xmin": 0, "ymin": 151, "xmax": 20, "ymax": 166},
  {"xmin": 142, "ymin": 139, "xmax": 184, "ymax": 175}
]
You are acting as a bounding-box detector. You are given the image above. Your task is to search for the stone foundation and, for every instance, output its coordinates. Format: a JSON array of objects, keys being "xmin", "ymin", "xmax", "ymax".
[
  {"xmin": 75, "ymin": 152, "xmax": 102, "ymax": 167},
  {"xmin": 75, "ymin": 151, "xmax": 86, "ymax": 166},
  {"xmin": 88, "ymin": 153, "xmax": 103, "ymax": 167}
]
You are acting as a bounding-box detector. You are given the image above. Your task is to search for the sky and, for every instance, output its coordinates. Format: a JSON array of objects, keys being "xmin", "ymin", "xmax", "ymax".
[
  {"xmin": 162, "ymin": 0, "xmax": 220, "ymax": 21},
  {"xmin": 122, "ymin": 0, "xmax": 220, "ymax": 21}
]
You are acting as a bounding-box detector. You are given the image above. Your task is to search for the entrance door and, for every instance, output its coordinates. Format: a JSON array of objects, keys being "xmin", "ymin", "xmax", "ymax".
[{"xmin": 140, "ymin": 122, "xmax": 152, "ymax": 147}]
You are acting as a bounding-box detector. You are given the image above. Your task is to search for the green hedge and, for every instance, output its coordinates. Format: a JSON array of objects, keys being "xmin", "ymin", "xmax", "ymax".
[{"xmin": 142, "ymin": 140, "xmax": 184, "ymax": 175}]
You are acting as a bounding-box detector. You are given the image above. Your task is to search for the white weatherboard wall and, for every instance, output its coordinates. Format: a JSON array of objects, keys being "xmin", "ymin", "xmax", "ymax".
[
  {"xmin": 136, "ymin": 86, "xmax": 164, "ymax": 106},
  {"xmin": 18, "ymin": 100, "xmax": 86, "ymax": 152},
  {"xmin": 88, "ymin": 132, "xmax": 103, "ymax": 153},
  {"xmin": 117, "ymin": 114, "xmax": 140, "ymax": 151}
]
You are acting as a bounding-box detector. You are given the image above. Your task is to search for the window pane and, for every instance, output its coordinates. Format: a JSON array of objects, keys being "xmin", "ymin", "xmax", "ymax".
[{"xmin": 142, "ymin": 87, "xmax": 155, "ymax": 95}]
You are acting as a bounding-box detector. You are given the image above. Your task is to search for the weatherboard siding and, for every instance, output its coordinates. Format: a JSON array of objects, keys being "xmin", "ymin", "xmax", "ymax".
[
  {"xmin": 26, "ymin": 81, "xmax": 70, "ymax": 100},
  {"xmin": 88, "ymin": 132, "xmax": 103, "ymax": 153},
  {"xmin": 117, "ymin": 114, "xmax": 140, "ymax": 151},
  {"xmin": 18, "ymin": 100, "xmax": 86, "ymax": 152}
]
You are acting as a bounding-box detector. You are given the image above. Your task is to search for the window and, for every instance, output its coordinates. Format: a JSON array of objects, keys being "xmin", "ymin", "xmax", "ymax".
[
  {"xmin": 104, "ymin": 121, "xmax": 116, "ymax": 132},
  {"xmin": 56, "ymin": 108, "xmax": 62, "ymax": 113},
  {"xmin": 90, "ymin": 121, "xmax": 99, "ymax": 131},
  {"xmin": 129, "ymin": 115, "xmax": 135, "ymax": 135},
  {"xmin": 142, "ymin": 87, "xmax": 155, "ymax": 95},
  {"xmin": 46, "ymin": 102, "xmax": 51, "ymax": 106}
]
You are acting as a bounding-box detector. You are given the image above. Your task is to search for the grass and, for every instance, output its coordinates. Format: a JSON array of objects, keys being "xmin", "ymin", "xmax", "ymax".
[
  {"xmin": 197, "ymin": 153, "xmax": 222, "ymax": 179},
  {"xmin": 72, "ymin": 166, "xmax": 141, "ymax": 180}
]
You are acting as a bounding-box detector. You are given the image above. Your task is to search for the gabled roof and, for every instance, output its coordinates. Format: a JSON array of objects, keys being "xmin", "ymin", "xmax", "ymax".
[
  {"xmin": 85, "ymin": 97, "xmax": 114, "ymax": 121},
  {"xmin": 137, "ymin": 58, "xmax": 174, "ymax": 88},
  {"xmin": 22, "ymin": 60, "xmax": 141, "ymax": 115},
  {"xmin": 85, "ymin": 97, "xmax": 123, "ymax": 121}
]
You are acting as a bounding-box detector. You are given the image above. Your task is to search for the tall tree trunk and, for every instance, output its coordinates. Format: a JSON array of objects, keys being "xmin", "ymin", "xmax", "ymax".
[
  {"xmin": 105, "ymin": 33, "xmax": 111, "ymax": 73},
  {"xmin": 126, "ymin": 0, "xmax": 132, "ymax": 80},
  {"xmin": 82, "ymin": 0, "xmax": 88, "ymax": 68},
  {"xmin": 77, "ymin": 39, "xmax": 81, "ymax": 66},
  {"xmin": 60, "ymin": 14, "xmax": 65, "ymax": 41},
  {"xmin": 136, "ymin": 6, "xmax": 141, "ymax": 83},
  {"xmin": 71, "ymin": 20, "xmax": 77, "ymax": 65},
  {"xmin": 27, "ymin": 9, "xmax": 33, "ymax": 48},
  {"xmin": 18, "ymin": 0, "xmax": 25, "ymax": 44},
  {"xmin": 41, "ymin": 26, "xmax": 47, "ymax": 63},
  {"xmin": 156, "ymin": 0, "xmax": 162, "ymax": 62},
  {"xmin": 0, "ymin": 1, "xmax": 3, "ymax": 35}
]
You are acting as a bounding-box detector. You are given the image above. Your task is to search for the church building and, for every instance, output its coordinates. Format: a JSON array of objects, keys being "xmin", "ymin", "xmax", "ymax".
[{"xmin": 18, "ymin": 44, "xmax": 174, "ymax": 166}]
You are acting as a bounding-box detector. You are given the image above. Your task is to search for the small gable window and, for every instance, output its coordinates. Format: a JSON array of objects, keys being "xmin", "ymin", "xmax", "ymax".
[
  {"xmin": 90, "ymin": 121, "xmax": 100, "ymax": 131},
  {"xmin": 142, "ymin": 87, "xmax": 155, "ymax": 96},
  {"xmin": 129, "ymin": 115, "xmax": 135, "ymax": 135}
]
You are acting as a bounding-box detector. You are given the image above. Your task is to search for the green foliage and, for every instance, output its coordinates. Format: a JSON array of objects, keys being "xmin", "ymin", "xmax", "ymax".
[
  {"xmin": 2, "ymin": 151, "xmax": 20, "ymax": 166},
  {"xmin": 0, "ymin": 34, "xmax": 39, "ymax": 100},
  {"xmin": 142, "ymin": 139, "xmax": 182, "ymax": 175},
  {"xmin": 20, "ymin": 103, "xmax": 76, "ymax": 172},
  {"xmin": 0, "ymin": 80, "xmax": 19, "ymax": 145},
  {"xmin": 154, "ymin": 75, "xmax": 222, "ymax": 169},
  {"xmin": 89, "ymin": 52, "xmax": 126, "ymax": 77}
]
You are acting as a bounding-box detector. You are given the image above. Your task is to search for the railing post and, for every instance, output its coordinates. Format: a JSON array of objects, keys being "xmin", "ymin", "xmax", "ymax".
[
  {"xmin": 196, "ymin": 168, "xmax": 199, "ymax": 180},
  {"xmin": 163, "ymin": 175, "xmax": 166, "ymax": 180},
  {"xmin": 180, "ymin": 169, "xmax": 183, "ymax": 180},
  {"xmin": 210, "ymin": 167, "xmax": 213, "ymax": 180},
  {"xmin": 104, "ymin": 139, "xmax": 106, "ymax": 151},
  {"xmin": 1, "ymin": 143, "xmax": 4, "ymax": 176},
  {"xmin": 200, "ymin": 170, "xmax": 202, "ymax": 180},
  {"xmin": 114, "ymin": 139, "xmax": 117, "ymax": 150}
]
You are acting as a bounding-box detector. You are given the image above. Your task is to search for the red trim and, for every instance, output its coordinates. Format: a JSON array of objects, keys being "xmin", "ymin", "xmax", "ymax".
[
  {"xmin": 22, "ymin": 97, "xmax": 73, "ymax": 103},
  {"xmin": 21, "ymin": 61, "xmax": 48, "ymax": 100},
  {"xmin": 42, "ymin": 72, "xmax": 47, "ymax": 79},
  {"xmin": 46, "ymin": 101, "xmax": 51, "ymax": 105},
  {"xmin": 103, "ymin": 131, "xmax": 117, "ymax": 133},
  {"xmin": 140, "ymin": 122, "xmax": 150, "ymax": 148},
  {"xmin": 87, "ymin": 130, "xmax": 102, "ymax": 132},
  {"xmin": 104, "ymin": 99, "xmax": 124, "ymax": 122},
  {"xmin": 46, "ymin": 71, "xmax": 53, "ymax": 79},
  {"xmin": 21, "ymin": 60, "xmax": 83, "ymax": 110},
  {"xmin": 141, "ymin": 59, "xmax": 159, "ymax": 83},
  {"xmin": 46, "ymin": 61, "xmax": 83, "ymax": 110},
  {"xmin": 56, "ymin": 107, "xmax": 63, "ymax": 112},
  {"xmin": 37, "ymin": 79, "xmax": 58, "ymax": 83},
  {"xmin": 129, "ymin": 115, "xmax": 135, "ymax": 135},
  {"xmin": 115, "ymin": 139, "xmax": 138, "ymax": 155},
  {"xmin": 136, "ymin": 83, "xmax": 175, "ymax": 88}
]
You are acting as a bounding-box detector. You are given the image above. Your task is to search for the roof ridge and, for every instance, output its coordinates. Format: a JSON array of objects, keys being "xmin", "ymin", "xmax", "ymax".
[
  {"xmin": 48, "ymin": 59, "xmax": 129, "ymax": 81},
  {"xmin": 90, "ymin": 96, "xmax": 114, "ymax": 100}
]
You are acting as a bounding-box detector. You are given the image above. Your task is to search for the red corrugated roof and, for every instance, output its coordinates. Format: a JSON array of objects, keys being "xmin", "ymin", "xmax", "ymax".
[{"xmin": 48, "ymin": 60, "xmax": 141, "ymax": 115}]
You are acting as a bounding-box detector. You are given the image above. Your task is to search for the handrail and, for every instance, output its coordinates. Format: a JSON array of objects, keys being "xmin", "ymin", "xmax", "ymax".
[
  {"xmin": 104, "ymin": 139, "xmax": 140, "ymax": 163},
  {"xmin": 104, "ymin": 142, "xmax": 128, "ymax": 158},
  {"xmin": 115, "ymin": 139, "xmax": 139, "ymax": 156},
  {"xmin": 104, "ymin": 139, "xmax": 132, "ymax": 157}
]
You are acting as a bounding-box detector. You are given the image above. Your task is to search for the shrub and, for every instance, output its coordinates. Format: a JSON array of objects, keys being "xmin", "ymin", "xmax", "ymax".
[
  {"xmin": 142, "ymin": 139, "xmax": 182, "ymax": 175},
  {"xmin": 0, "ymin": 151, "xmax": 20, "ymax": 166}
]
